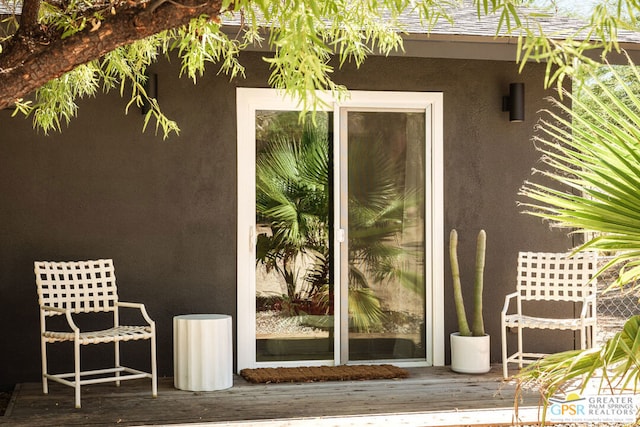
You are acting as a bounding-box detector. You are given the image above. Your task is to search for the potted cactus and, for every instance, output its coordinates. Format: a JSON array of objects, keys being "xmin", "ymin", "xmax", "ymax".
[{"xmin": 449, "ymin": 229, "xmax": 490, "ymax": 374}]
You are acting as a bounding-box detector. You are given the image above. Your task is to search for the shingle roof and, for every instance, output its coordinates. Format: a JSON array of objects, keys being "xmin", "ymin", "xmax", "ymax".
[
  {"xmin": 400, "ymin": 4, "xmax": 578, "ymax": 37},
  {"xmin": 221, "ymin": 1, "xmax": 640, "ymax": 44},
  {"xmin": 2, "ymin": 1, "xmax": 639, "ymax": 44},
  {"xmin": 0, "ymin": 1, "xmax": 19, "ymax": 15},
  {"xmin": 397, "ymin": 3, "xmax": 640, "ymax": 43}
]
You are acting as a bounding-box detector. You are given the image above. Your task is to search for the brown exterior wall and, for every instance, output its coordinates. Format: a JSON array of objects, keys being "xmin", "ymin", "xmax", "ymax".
[{"xmin": 0, "ymin": 52, "xmax": 573, "ymax": 385}]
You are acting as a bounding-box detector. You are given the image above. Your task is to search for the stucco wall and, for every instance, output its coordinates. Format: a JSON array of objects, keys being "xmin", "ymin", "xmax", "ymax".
[{"xmin": 0, "ymin": 52, "xmax": 573, "ymax": 385}]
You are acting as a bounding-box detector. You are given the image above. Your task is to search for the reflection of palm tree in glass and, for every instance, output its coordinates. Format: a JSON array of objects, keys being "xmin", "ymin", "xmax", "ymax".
[
  {"xmin": 256, "ymin": 121, "xmax": 423, "ymax": 331},
  {"xmin": 348, "ymin": 136, "xmax": 424, "ymax": 332}
]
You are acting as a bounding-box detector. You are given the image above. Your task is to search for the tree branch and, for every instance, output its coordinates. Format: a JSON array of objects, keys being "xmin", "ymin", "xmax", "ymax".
[
  {"xmin": 0, "ymin": 0, "xmax": 224, "ymax": 109},
  {"xmin": 1, "ymin": 0, "xmax": 47, "ymax": 68},
  {"xmin": 19, "ymin": 0, "xmax": 42, "ymax": 31}
]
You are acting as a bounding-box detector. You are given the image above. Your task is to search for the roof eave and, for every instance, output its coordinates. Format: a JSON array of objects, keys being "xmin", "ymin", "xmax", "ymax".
[
  {"xmin": 398, "ymin": 33, "xmax": 520, "ymax": 61},
  {"xmin": 397, "ymin": 33, "xmax": 640, "ymax": 64}
]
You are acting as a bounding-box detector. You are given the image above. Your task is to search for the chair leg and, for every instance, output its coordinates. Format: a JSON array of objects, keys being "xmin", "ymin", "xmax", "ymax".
[
  {"xmin": 74, "ymin": 340, "xmax": 81, "ymax": 409},
  {"xmin": 41, "ymin": 338, "xmax": 48, "ymax": 395},
  {"xmin": 517, "ymin": 326, "xmax": 523, "ymax": 368},
  {"xmin": 151, "ymin": 332, "xmax": 157, "ymax": 398},
  {"xmin": 501, "ymin": 322, "xmax": 509, "ymax": 379},
  {"xmin": 115, "ymin": 341, "xmax": 121, "ymax": 387}
]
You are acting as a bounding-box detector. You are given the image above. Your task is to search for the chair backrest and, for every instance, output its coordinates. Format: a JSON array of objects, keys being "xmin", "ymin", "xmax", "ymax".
[
  {"xmin": 517, "ymin": 252, "xmax": 598, "ymax": 302},
  {"xmin": 35, "ymin": 259, "xmax": 118, "ymax": 315}
]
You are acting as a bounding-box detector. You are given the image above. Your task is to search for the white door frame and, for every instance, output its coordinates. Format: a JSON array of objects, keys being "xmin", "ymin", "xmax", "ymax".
[{"xmin": 236, "ymin": 88, "xmax": 444, "ymax": 371}]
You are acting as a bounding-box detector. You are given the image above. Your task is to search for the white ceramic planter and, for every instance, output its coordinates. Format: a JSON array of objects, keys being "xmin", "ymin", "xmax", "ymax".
[{"xmin": 450, "ymin": 332, "xmax": 490, "ymax": 374}]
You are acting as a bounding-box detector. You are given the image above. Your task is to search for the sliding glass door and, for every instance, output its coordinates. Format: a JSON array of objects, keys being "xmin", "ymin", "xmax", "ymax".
[
  {"xmin": 341, "ymin": 110, "xmax": 426, "ymax": 361},
  {"xmin": 254, "ymin": 110, "xmax": 334, "ymax": 362},
  {"xmin": 236, "ymin": 89, "xmax": 443, "ymax": 370}
]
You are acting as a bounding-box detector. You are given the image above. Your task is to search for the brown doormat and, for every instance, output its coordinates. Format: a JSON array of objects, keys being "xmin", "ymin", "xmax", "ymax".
[{"xmin": 240, "ymin": 364, "xmax": 409, "ymax": 383}]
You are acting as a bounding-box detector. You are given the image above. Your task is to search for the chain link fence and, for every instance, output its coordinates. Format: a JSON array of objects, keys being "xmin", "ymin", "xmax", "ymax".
[{"xmin": 596, "ymin": 256, "xmax": 640, "ymax": 344}]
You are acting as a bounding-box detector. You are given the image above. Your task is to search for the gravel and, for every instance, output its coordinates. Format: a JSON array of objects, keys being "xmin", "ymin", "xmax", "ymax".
[
  {"xmin": 256, "ymin": 311, "xmax": 325, "ymax": 335},
  {"xmin": 256, "ymin": 310, "xmax": 424, "ymax": 335}
]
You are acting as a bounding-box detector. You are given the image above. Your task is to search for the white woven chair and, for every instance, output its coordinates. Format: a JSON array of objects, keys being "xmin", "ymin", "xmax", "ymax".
[
  {"xmin": 35, "ymin": 259, "xmax": 157, "ymax": 408},
  {"xmin": 501, "ymin": 252, "xmax": 598, "ymax": 379}
]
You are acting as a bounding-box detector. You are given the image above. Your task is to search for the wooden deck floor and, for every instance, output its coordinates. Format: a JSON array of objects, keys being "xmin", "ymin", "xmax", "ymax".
[{"xmin": 1, "ymin": 365, "xmax": 542, "ymax": 427}]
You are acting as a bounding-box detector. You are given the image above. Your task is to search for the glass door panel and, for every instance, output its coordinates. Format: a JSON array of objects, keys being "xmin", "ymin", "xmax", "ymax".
[
  {"xmin": 344, "ymin": 110, "xmax": 427, "ymax": 361},
  {"xmin": 254, "ymin": 110, "xmax": 334, "ymax": 362}
]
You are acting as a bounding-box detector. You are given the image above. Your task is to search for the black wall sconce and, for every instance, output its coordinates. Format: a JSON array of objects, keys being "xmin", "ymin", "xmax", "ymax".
[
  {"xmin": 141, "ymin": 73, "xmax": 157, "ymax": 115},
  {"xmin": 502, "ymin": 82, "xmax": 524, "ymax": 122}
]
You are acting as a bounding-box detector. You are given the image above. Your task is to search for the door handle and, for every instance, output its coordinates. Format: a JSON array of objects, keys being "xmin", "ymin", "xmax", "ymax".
[{"xmin": 250, "ymin": 225, "xmax": 273, "ymax": 251}]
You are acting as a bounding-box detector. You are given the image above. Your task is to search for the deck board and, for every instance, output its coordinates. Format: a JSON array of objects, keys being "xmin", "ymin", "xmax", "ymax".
[{"xmin": 1, "ymin": 366, "xmax": 541, "ymax": 426}]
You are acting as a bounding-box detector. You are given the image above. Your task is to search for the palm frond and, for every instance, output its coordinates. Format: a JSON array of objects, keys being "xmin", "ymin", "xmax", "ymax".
[
  {"xmin": 348, "ymin": 287, "xmax": 385, "ymax": 333},
  {"xmin": 517, "ymin": 58, "xmax": 640, "ymax": 420},
  {"xmin": 516, "ymin": 316, "xmax": 640, "ymax": 424},
  {"xmin": 520, "ymin": 60, "xmax": 640, "ymax": 289}
]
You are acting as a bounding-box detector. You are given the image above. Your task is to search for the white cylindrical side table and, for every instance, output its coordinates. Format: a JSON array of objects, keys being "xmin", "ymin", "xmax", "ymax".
[{"xmin": 173, "ymin": 314, "xmax": 233, "ymax": 391}]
